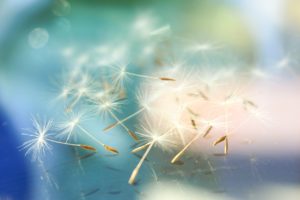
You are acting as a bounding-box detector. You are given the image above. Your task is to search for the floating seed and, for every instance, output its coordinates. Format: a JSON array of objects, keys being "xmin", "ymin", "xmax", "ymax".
[
  {"xmin": 159, "ymin": 77, "xmax": 176, "ymax": 81},
  {"xmin": 104, "ymin": 145, "xmax": 119, "ymax": 154},
  {"xmin": 213, "ymin": 135, "xmax": 227, "ymax": 146},
  {"xmin": 80, "ymin": 144, "xmax": 97, "ymax": 151}
]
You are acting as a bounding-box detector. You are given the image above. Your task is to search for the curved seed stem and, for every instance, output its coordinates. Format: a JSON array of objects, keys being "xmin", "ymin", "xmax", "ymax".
[
  {"xmin": 129, "ymin": 141, "xmax": 154, "ymax": 185},
  {"xmin": 171, "ymin": 126, "xmax": 212, "ymax": 164}
]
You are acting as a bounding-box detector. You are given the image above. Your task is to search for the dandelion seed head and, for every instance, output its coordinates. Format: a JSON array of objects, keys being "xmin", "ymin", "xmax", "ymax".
[
  {"xmin": 21, "ymin": 116, "xmax": 54, "ymax": 162},
  {"xmin": 90, "ymin": 93, "xmax": 124, "ymax": 118},
  {"xmin": 111, "ymin": 63, "xmax": 129, "ymax": 87},
  {"xmin": 57, "ymin": 112, "xmax": 84, "ymax": 142},
  {"xmin": 136, "ymin": 88, "xmax": 156, "ymax": 111},
  {"xmin": 136, "ymin": 115, "xmax": 176, "ymax": 151}
]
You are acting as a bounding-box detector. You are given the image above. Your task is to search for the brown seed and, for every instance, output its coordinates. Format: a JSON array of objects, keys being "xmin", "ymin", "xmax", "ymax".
[
  {"xmin": 128, "ymin": 130, "xmax": 139, "ymax": 141},
  {"xmin": 103, "ymin": 122, "xmax": 118, "ymax": 131},
  {"xmin": 191, "ymin": 119, "xmax": 197, "ymax": 129},
  {"xmin": 103, "ymin": 145, "xmax": 119, "ymax": 154},
  {"xmin": 80, "ymin": 144, "xmax": 97, "ymax": 152},
  {"xmin": 159, "ymin": 77, "xmax": 176, "ymax": 81},
  {"xmin": 213, "ymin": 135, "xmax": 227, "ymax": 146},
  {"xmin": 244, "ymin": 99, "xmax": 257, "ymax": 108},
  {"xmin": 198, "ymin": 90, "xmax": 209, "ymax": 100}
]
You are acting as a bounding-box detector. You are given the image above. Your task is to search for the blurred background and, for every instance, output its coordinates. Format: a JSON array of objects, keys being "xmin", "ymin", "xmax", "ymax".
[{"xmin": 0, "ymin": 0, "xmax": 300, "ymax": 199}]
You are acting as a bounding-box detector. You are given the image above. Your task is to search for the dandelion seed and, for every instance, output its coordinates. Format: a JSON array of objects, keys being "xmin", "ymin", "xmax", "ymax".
[
  {"xmin": 91, "ymin": 92, "xmax": 139, "ymax": 140},
  {"xmin": 103, "ymin": 122, "xmax": 118, "ymax": 131},
  {"xmin": 213, "ymin": 135, "xmax": 227, "ymax": 146},
  {"xmin": 77, "ymin": 124, "xmax": 119, "ymax": 154},
  {"xmin": 103, "ymin": 145, "xmax": 119, "ymax": 154},
  {"xmin": 159, "ymin": 77, "xmax": 176, "ymax": 81},
  {"xmin": 129, "ymin": 141, "xmax": 154, "ymax": 185},
  {"xmin": 57, "ymin": 112, "xmax": 83, "ymax": 142},
  {"xmin": 110, "ymin": 63, "xmax": 175, "ymax": 88},
  {"xmin": 21, "ymin": 115, "xmax": 96, "ymax": 161},
  {"xmin": 55, "ymin": 84, "xmax": 73, "ymax": 102},
  {"xmin": 191, "ymin": 119, "xmax": 197, "ymax": 129},
  {"xmin": 21, "ymin": 116, "xmax": 54, "ymax": 162},
  {"xmin": 129, "ymin": 117, "xmax": 175, "ymax": 185},
  {"xmin": 90, "ymin": 93, "xmax": 124, "ymax": 119},
  {"xmin": 80, "ymin": 144, "xmax": 97, "ymax": 152},
  {"xmin": 58, "ymin": 112, "xmax": 119, "ymax": 154},
  {"xmin": 64, "ymin": 75, "xmax": 94, "ymax": 112},
  {"xmin": 128, "ymin": 130, "xmax": 139, "ymax": 141}
]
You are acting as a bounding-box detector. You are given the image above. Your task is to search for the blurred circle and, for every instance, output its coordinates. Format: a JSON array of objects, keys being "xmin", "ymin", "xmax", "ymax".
[
  {"xmin": 54, "ymin": 17, "xmax": 71, "ymax": 32},
  {"xmin": 52, "ymin": 0, "xmax": 71, "ymax": 16},
  {"xmin": 28, "ymin": 28, "xmax": 49, "ymax": 49}
]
